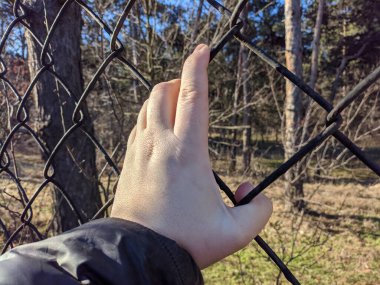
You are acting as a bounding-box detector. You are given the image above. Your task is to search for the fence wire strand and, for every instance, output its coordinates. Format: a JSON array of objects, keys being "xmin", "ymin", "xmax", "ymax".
[{"xmin": 0, "ymin": 0, "xmax": 379, "ymax": 284}]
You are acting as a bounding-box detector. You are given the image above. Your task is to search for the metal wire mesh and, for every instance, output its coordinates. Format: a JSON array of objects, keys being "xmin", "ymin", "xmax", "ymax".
[{"xmin": 0, "ymin": 0, "xmax": 379, "ymax": 284}]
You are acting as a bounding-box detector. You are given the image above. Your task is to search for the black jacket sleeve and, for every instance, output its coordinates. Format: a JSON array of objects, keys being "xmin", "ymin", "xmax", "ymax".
[{"xmin": 0, "ymin": 218, "xmax": 203, "ymax": 285}]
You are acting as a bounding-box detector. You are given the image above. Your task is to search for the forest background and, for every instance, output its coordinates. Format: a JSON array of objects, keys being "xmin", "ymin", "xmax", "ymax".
[{"xmin": 0, "ymin": 0, "xmax": 379, "ymax": 284}]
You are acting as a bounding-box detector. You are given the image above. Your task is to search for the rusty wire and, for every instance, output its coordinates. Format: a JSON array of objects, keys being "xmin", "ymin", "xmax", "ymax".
[{"xmin": 0, "ymin": 0, "xmax": 379, "ymax": 284}]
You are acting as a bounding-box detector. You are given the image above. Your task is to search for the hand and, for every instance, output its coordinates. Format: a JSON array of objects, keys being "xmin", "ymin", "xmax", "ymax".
[{"xmin": 111, "ymin": 44, "xmax": 272, "ymax": 269}]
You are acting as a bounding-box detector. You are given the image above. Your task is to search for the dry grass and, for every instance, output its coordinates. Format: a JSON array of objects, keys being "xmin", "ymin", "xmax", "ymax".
[{"xmin": 0, "ymin": 174, "xmax": 55, "ymax": 247}]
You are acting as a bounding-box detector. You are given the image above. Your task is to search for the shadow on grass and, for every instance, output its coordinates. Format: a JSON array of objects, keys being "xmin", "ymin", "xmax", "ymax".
[{"xmin": 306, "ymin": 208, "xmax": 380, "ymax": 224}]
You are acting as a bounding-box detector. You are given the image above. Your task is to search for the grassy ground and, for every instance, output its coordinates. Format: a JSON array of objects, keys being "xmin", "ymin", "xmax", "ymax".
[
  {"xmin": 0, "ymin": 153, "xmax": 379, "ymax": 284},
  {"xmin": 203, "ymin": 175, "xmax": 380, "ymax": 285}
]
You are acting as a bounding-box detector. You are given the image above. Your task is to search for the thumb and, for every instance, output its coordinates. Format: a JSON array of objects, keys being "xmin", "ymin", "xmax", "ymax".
[{"xmin": 229, "ymin": 182, "xmax": 273, "ymax": 246}]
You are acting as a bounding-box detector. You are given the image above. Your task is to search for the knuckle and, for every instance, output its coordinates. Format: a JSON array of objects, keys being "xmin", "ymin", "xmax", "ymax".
[
  {"xmin": 168, "ymin": 78, "xmax": 181, "ymax": 84},
  {"xmin": 151, "ymin": 82, "xmax": 172, "ymax": 95},
  {"xmin": 138, "ymin": 129, "xmax": 166, "ymax": 160},
  {"xmin": 140, "ymin": 132, "xmax": 156, "ymax": 159},
  {"xmin": 141, "ymin": 132, "xmax": 182, "ymax": 164},
  {"xmin": 180, "ymin": 85, "xmax": 199, "ymax": 104}
]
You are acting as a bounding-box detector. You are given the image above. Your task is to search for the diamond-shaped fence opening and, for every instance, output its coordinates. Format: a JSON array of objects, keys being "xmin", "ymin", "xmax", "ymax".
[{"xmin": 0, "ymin": 1, "xmax": 379, "ymax": 284}]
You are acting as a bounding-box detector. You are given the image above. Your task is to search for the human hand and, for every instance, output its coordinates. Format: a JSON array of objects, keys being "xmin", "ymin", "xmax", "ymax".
[{"xmin": 111, "ymin": 44, "xmax": 272, "ymax": 269}]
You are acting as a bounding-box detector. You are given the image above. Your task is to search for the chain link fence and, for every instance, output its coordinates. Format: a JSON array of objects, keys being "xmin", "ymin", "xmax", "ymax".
[{"xmin": 0, "ymin": 0, "xmax": 379, "ymax": 284}]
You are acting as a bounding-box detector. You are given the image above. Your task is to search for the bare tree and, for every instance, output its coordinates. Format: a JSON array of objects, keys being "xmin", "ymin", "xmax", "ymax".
[
  {"xmin": 241, "ymin": 7, "xmax": 252, "ymax": 172},
  {"xmin": 24, "ymin": 0, "xmax": 101, "ymax": 231},
  {"xmin": 284, "ymin": 0, "xmax": 304, "ymax": 211},
  {"xmin": 229, "ymin": 44, "xmax": 244, "ymax": 172}
]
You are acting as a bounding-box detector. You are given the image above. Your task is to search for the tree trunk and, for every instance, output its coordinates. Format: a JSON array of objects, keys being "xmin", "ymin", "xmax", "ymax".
[
  {"xmin": 229, "ymin": 49, "xmax": 242, "ymax": 173},
  {"xmin": 130, "ymin": 6, "xmax": 139, "ymax": 103},
  {"xmin": 309, "ymin": 0, "xmax": 324, "ymax": 90},
  {"xmin": 300, "ymin": 0, "xmax": 324, "ymax": 179},
  {"xmin": 24, "ymin": 0, "xmax": 101, "ymax": 231},
  {"xmin": 241, "ymin": 8, "xmax": 251, "ymax": 172},
  {"xmin": 284, "ymin": 0, "xmax": 304, "ymax": 211}
]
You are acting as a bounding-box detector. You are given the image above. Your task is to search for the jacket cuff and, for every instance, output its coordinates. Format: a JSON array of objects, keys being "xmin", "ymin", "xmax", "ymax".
[
  {"xmin": 0, "ymin": 217, "xmax": 203, "ymax": 285},
  {"xmin": 88, "ymin": 217, "xmax": 204, "ymax": 285}
]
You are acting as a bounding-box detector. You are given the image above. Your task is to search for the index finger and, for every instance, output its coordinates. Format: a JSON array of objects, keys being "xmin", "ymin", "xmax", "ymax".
[{"xmin": 174, "ymin": 44, "xmax": 210, "ymax": 147}]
